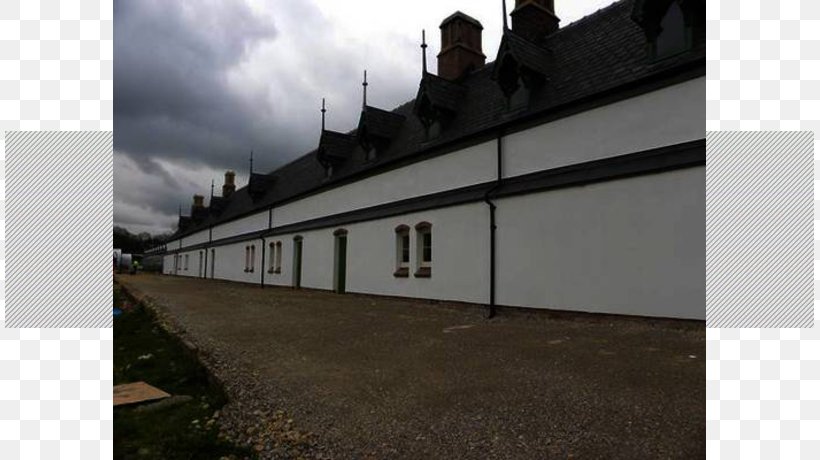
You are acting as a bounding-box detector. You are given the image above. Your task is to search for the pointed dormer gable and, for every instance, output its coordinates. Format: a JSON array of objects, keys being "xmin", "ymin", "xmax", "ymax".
[
  {"xmin": 492, "ymin": 30, "xmax": 552, "ymax": 99},
  {"xmin": 177, "ymin": 215, "xmax": 192, "ymax": 233},
  {"xmin": 317, "ymin": 130, "xmax": 357, "ymax": 174},
  {"xmin": 631, "ymin": 0, "xmax": 705, "ymax": 59},
  {"xmin": 357, "ymin": 106, "xmax": 406, "ymax": 158},
  {"xmin": 413, "ymin": 72, "xmax": 466, "ymax": 134},
  {"xmin": 209, "ymin": 196, "xmax": 226, "ymax": 216}
]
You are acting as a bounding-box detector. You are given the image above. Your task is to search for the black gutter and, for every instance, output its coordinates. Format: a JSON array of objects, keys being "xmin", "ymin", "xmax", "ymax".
[
  {"xmin": 483, "ymin": 131, "xmax": 504, "ymax": 319},
  {"xmin": 260, "ymin": 237, "xmax": 266, "ymax": 288}
]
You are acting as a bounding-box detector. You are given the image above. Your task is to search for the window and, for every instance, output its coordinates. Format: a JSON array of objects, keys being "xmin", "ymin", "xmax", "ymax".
[
  {"xmin": 244, "ymin": 246, "xmax": 250, "ymax": 272},
  {"xmin": 268, "ymin": 242, "xmax": 282, "ymax": 274},
  {"xmin": 415, "ymin": 222, "xmax": 432, "ymax": 278},
  {"xmin": 394, "ymin": 225, "xmax": 410, "ymax": 277},
  {"xmin": 275, "ymin": 242, "xmax": 282, "ymax": 273},
  {"xmin": 184, "ymin": 254, "xmax": 189, "ymax": 271}
]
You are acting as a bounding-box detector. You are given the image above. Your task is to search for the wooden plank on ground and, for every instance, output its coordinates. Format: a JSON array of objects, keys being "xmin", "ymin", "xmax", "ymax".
[{"xmin": 113, "ymin": 382, "xmax": 171, "ymax": 407}]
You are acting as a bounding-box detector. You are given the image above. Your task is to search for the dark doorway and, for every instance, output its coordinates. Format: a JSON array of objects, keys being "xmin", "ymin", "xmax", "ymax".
[
  {"xmin": 293, "ymin": 236, "xmax": 303, "ymax": 288},
  {"xmin": 333, "ymin": 229, "xmax": 348, "ymax": 293}
]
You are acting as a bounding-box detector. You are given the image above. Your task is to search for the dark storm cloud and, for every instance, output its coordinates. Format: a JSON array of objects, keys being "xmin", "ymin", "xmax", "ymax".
[
  {"xmin": 113, "ymin": 0, "xmax": 422, "ymax": 234},
  {"xmin": 113, "ymin": 0, "xmax": 279, "ymax": 167}
]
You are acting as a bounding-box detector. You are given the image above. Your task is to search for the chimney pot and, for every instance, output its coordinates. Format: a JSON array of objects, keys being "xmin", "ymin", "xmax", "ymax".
[
  {"xmin": 192, "ymin": 194, "xmax": 205, "ymax": 208},
  {"xmin": 511, "ymin": 0, "xmax": 560, "ymax": 42},
  {"xmin": 437, "ymin": 11, "xmax": 486, "ymax": 80}
]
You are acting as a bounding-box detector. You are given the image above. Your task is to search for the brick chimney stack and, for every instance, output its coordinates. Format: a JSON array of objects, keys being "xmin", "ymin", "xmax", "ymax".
[
  {"xmin": 222, "ymin": 170, "xmax": 236, "ymax": 198},
  {"xmin": 511, "ymin": 0, "xmax": 560, "ymax": 42},
  {"xmin": 437, "ymin": 11, "xmax": 486, "ymax": 80},
  {"xmin": 192, "ymin": 194, "xmax": 205, "ymax": 209}
]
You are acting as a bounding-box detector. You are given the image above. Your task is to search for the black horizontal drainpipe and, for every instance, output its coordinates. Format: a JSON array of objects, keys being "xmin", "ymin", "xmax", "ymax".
[{"xmin": 483, "ymin": 131, "xmax": 503, "ymax": 319}]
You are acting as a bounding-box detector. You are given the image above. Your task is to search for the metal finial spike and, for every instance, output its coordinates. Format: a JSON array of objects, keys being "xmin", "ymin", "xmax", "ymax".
[
  {"xmin": 249, "ymin": 150, "xmax": 254, "ymax": 175},
  {"xmin": 362, "ymin": 70, "xmax": 369, "ymax": 109},
  {"xmin": 321, "ymin": 97, "xmax": 327, "ymax": 131},
  {"xmin": 502, "ymin": 0, "xmax": 509, "ymax": 31},
  {"xmin": 421, "ymin": 30, "xmax": 428, "ymax": 74},
  {"xmin": 210, "ymin": 179, "xmax": 214, "ymax": 199}
]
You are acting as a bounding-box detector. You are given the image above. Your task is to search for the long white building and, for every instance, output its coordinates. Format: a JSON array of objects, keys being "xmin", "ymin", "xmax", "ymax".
[{"xmin": 158, "ymin": 0, "xmax": 706, "ymax": 320}]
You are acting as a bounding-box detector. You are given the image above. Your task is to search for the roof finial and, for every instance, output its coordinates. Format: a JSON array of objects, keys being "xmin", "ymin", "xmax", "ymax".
[
  {"xmin": 502, "ymin": 0, "xmax": 509, "ymax": 31},
  {"xmin": 421, "ymin": 30, "xmax": 428, "ymax": 75},
  {"xmin": 210, "ymin": 179, "xmax": 214, "ymax": 200},
  {"xmin": 362, "ymin": 70, "xmax": 368, "ymax": 109},
  {"xmin": 249, "ymin": 150, "xmax": 254, "ymax": 175},
  {"xmin": 321, "ymin": 97, "xmax": 326, "ymax": 131}
]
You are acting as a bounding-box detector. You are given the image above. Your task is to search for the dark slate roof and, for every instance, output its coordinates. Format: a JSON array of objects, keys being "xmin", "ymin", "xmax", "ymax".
[
  {"xmin": 171, "ymin": 0, "xmax": 704, "ymax": 240},
  {"xmin": 440, "ymin": 11, "xmax": 483, "ymax": 29},
  {"xmin": 358, "ymin": 106, "xmax": 406, "ymax": 140},
  {"xmin": 248, "ymin": 173, "xmax": 276, "ymax": 199}
]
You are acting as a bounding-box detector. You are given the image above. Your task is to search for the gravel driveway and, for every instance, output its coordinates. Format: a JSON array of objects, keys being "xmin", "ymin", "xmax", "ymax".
[{"xmin": 117, "ymin": 274, "xmax": 704, "ymax": 459}]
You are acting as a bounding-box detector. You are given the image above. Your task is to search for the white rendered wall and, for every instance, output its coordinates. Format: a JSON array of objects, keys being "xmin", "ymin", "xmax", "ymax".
[
  {"xmin": 503, "ymin": 77, "xmax": 706, "ymax": 178},
  {"xmin": 162, "ymin": 255, "xmax": 174, "ymax": 275},
  {"xmin": 210, "ymin": 240, "xmax": 264, "ymax": 284},
  {"xmin": 181, "ymin": 230, "xmax": 210, "ymax": 248},
  {"xmin": 211, "ymin": 210, "xmax": 269, "ymax": 241},
  {"xmin": 263, "ymin": 228, "xmax": 334, "ymax": 290},
  {"xmin": 495, "ymin": 166, "xmax": 705, "ymax": 319},
  {"xmin": 272, "ymin": 141, "xmax": 497, "ymax": 227},
  {"xmin": 265, "ymin": 203, "xmax": 489, "ymax": 304},
  {"xmin": 344, "ymin": 204, "xmax": 489, "ymax": 303},
  {"xmin": 175, "ymin": 249, "xmax": 208, "ymax": 278}
]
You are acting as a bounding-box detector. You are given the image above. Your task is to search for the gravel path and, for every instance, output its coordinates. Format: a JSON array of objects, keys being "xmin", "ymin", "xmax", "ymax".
[{"xmin": 118, "ymin": 274, "xmax": 705, "ymax": 459}]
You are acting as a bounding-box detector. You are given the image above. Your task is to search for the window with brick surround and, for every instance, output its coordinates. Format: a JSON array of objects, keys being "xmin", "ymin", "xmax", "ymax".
[
  {"xmin": 415, "ymin": 222, "xmax": 432, "ymax": 278},
  {"xmin": 394, "ymin": 225, "xmax": 410, "ymax": 277}
]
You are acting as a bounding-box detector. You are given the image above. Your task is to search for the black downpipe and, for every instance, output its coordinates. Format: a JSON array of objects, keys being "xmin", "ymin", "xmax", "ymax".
[
  {"xmin": 483, "ymin": 132, "xmax": 504, "ymax": 319},
  {"xmin": 204, "ymin": 247, "xmax": 208, "ymax": 279},
  {"xmin": 260, "ymin": 237, "xmax": 266, "ymax": 288}
]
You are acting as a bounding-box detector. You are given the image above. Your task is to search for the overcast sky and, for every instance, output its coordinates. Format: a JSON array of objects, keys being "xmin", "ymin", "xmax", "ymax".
[{"xmin": 114, "ymin": 0, "xmax": 619, "ymax": 235}]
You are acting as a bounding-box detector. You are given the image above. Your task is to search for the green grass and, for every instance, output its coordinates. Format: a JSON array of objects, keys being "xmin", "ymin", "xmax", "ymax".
[{"xmin": 114, "ymin": 284, "xmax": 254, "ymax": 460}]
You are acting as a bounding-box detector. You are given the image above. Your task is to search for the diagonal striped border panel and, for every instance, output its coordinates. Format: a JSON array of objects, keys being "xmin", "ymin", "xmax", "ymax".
[
  {"xmin": 5, "ymin": 131, "xmax": 112, "ymax": 328},
  {"xmin": 706, "ymin": 131, "xmax": 814, "ymax": 328}
]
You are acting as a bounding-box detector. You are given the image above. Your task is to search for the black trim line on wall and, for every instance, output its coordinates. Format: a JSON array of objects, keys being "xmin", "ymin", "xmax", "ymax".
[{"xmin": 161, "ymin": 139, "xmax": 705, "ymax": 255}]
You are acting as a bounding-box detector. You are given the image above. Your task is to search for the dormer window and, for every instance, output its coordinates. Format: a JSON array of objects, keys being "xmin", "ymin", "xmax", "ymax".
[
  {"xmin": 632, "ymin": 0, "xmax": 704, "ymax": 61},
  {"xmin": 413, "ymin": 73, "xmax": 466, "ymax": 142},
  {"xmin": 655, "ymin": 1, "xmax": 688, "ymax": 59},
  {"xmin": 357, "ymin": 106, "xmax": 405, "ymax": 159},
  {"xmin": 492, "ymin": 31, "xmax": 550, "ymax": 111},
  {"xmin": 317, "ymin": 130, "xmax": 356, "ymax": 178}
]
